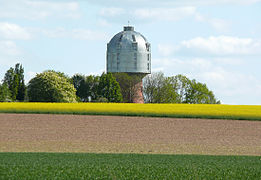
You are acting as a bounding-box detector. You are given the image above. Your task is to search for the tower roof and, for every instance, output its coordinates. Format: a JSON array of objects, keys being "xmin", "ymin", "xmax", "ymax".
[{"xmin": 107, "ymin": 26, "xmax": 149, "ymax": 53}]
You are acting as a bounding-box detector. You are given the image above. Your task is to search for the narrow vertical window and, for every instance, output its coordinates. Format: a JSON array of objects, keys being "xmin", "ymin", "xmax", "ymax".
[
  {"xmin": 134, "ymin": 53, "xmax": 137, "ymax": 61},
  {"xmin": 117, "ymin": 43, "xmax": 121, "ymax": 50},
  {"xmin": 132, "ymin": 43, "xmax": 137, "ymax": 51},
  {"xmin": 119, "ymin": 34, "xmax": 123, "ymax": 41},
  {"xmin": 132, "ymin": 35, "xmax": 136, "ymax": 42},
  {"xmin": 146, "ymin": 43, "xmax": 150, "ymax": 52},
  {"xmin": 117, "ymin": 53, "xmax": 120, "ymax": 70}
]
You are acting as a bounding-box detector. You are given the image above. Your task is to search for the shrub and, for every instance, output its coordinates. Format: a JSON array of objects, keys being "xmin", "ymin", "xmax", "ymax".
[{"xmin": 27, "ymin": 71, "xmax": 77, "ymax": 102}]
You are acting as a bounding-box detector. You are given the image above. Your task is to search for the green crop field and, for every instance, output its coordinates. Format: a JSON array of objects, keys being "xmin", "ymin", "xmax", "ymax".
[
  {"xmin": 0, "ymin": 153, "xmax": 260, "ymax": 179},
  {"xmin": 1, "ymin": 102, "xmax": 261, "ymax": 120}
]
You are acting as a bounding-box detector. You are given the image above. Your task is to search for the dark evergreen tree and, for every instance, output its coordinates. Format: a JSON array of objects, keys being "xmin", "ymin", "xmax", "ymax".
[
  {"xmin": 71, "ymin": 74, "xmax": 100, "ymax": 102},
  {"xmin": 16, "ymin": 64, "xmax": 26, "ymax": 101},
  {"xmin": 0, "ymin": 83, "xmax": 11, "ymax": 102},
  {"xmin": 98, "ymin": 72, "xmax": 123, "ymax": 102},
  {"xmin": 3, "ymin": 63, "xmax": 26, "ymax": 101}
]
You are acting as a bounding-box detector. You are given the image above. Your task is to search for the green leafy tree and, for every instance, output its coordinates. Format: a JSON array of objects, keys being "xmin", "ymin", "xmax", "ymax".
[
  {"xmin": 3, "ymin": 68, "xmax": 15, "ymax": 100},
  {"xmin": 15, "ymin": 64, "xmax": 26, "ymax": 101},
  {"xmin": 0, "ymin": 83, "xmax": 11, "ymax": 102},
  {"xmin": 27, "ymin": 71, "xmax": 77, "ymax": 102},
  {"xmin": 143, "ymin": 72, "xmax": 220, "ymax": 104},
  {"xmin": 11, "ymin": 74, "xmax": 19, "ymax": 100},
  {"xmin": 86, "ymin": 75, "xmax": 100, "ymax": 101},
  {"xmin": 3, "ymin": 63, "xmax": 26, "ymax": 101},
  {"xmin": 72, "ymin": 74, "xmax": 88, "ymax": 102},
  {"xmin": 98, "ymin": 72, "xmax": 122, "ymax": 102},
  {"xmin": 184, "ymin": 80, "xmax": 218, "ymax": 104},
  {"xmin": 71, "ymin": 74, "xmax": 100, "ymax": 102}
]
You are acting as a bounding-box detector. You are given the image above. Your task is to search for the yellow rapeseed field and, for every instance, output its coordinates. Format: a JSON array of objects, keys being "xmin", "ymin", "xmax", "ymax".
[{"xmin": 0, "ymin": 102, "xmax": 261, "ymax": 120}]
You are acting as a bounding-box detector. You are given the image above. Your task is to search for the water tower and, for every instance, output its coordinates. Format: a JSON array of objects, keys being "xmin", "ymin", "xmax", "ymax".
[{"xmin": 106, "ymin": 26, "xmax": 151, "ymax": 103}]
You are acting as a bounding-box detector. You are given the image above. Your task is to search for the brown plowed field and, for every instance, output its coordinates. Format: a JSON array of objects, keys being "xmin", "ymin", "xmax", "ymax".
[{"xmin": 0, "ymin": 114, "xmax": 261, "ymax": 155}]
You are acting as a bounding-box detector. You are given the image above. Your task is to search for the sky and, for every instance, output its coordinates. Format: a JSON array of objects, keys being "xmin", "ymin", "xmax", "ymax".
[{"xmin": 0, "ymin": 0, "xmax": 261, "ymax": 105}]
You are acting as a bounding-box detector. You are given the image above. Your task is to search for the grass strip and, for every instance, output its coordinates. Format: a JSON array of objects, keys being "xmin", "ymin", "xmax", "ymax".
[
  {"xmin": 0, "ymin": 152, "xmax": 260, "ymax": 179},
  {"xmin": 1, "ymin": 102, "xmax": 261, "ymax": 120}
]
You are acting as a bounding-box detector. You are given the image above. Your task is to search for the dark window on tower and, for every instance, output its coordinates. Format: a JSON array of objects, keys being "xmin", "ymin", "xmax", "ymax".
[
  {"xmin": 146, "ymin": 43, "xmax": 150, "ymax": 52},
  {"xmin": 132, "ymin": 43, "xmax": 137, "ymax": 51},
  {"xmin": 117, "ymin": 43, "xmax": 121, "ymax": 50},
  {"xmin": 119, "ymin": 34, "xmax": 123, "ymax": 42},
  {"xmin": 147, "ymin": 54, "xmax": 150, "ymax": 61},
  {"xmin": 147, "ymin": 63, "xmax": 150, "ymax": 70},
  {"xmin": 132, "ymin": 35, "xmax": 136, "ymax": 42},
  {"xmin": 117, "ymin": 53, "xmax": 120, "ymax": 70},
  {"xmin": 134, "ymin": 53, "xmax": 137, "ymax": 61}
]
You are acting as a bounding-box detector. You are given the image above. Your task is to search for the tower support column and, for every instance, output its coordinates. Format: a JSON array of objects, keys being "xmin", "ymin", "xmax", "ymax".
[
  {"xmin": 128, "ymin": 73, "xmax": 146, "ymax": 104},
  {"xmin": 132, "ymin": 80, "xmax": 144, "ymax": 103}
]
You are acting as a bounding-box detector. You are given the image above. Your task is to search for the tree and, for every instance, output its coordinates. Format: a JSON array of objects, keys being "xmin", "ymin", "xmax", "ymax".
[
  {"xmin": 184, "ymin": 80, "xmax": 218, "ymax": 104},
  {"xmin": 98, "ymin": 72, "xmax": 122, "ymax": 102},
  {"xmin": 0, "ymin": 83, "xmax": 11, "ymax": 102},
  {"xmin": 86, "ymin": 75, "xmax": 100, "ymax": 101},
  {"xmin": 15, "ymin": 64, "xmax": 26, "ymax": 101},
  {"xmin": 3, "ymin": 67, "xmax": 16, "ymax": 100},
  {"xmin": 72, "ymin": 74, "xmax": 88, "ymax": 102},
  {"xmin": 27, "ymin": 71, "xmax": 77, "ymax": 102},
  {"xmin": 143, "ymin": 72, "xmax": 173, "ymax": 103},
  {"xmin": 3, "ymin": 63, "xmax": 26, "ymax": 101},
  {"xmin": 71, "ymin": 74, "xmax": 100, "ymax": 102},
  {"xmin": 10, "ymin": 74, "xmax": 19, "ymax": 100},
  {"xmin": 143, "ymin": 72, "xmax": 220, "ymax": 104}
]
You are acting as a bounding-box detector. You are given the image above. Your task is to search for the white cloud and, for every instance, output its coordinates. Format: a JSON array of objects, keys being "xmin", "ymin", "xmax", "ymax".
[
  {"xmin": 99, "ymin": 6, "xmax": 228, "ymax": 32},
  {"xmin": 40, "ymin": 28, "xmax": 108, "ymax": 41},
  {"xmin": 209, "ymin": 19, "xmax": 229, "ymax": 32},
  {"xmin": 86, "ymin": 0, "xmax": 261, "ymax": 7},
  {"xmin": 0, "ymin": 22, "xmax": 31, "ymax": 40},
  {"xmin": 195, "ymin": 68, "xmax": 261, "ymax": 104},
  {"xmin": 97, "ymin": 19, "xmax": 112, "ymax": 27},
  {"xmin": 181, "ymin": 36, "xmax": 261, "ymax": 55},
  {"xmin": 72, "ymin": 29, "xmax": 108, "ymax": 41},
  {"xmin": 158, "ymin": 44, "xmax": 179, "ymax": 56},
  {"xmin": 0, "ymin": 0, "xmax": 80, "ymax": 20},
  {"xmin": 100, "ymin": 7, "xmax": 197, "ymax": 22},
  {"xmin": 134, "ymin": 7, "xmax": 196, "ymax": 21},
  {"xmin": 99, "ymin": 8, "xmax": 125, "ymax": 17},
  {"xmin": 153, "ymin": 57, "xmax": 212, "ymax": 72},
  {"xmin": 99, "ymin": 7, "xmax": 198, "ymax": 23},
  {"xmin": 0, "ymin": 40, "xmax": 21, "ymax": 55},
  {"xmin": 157, "ymin": 36, "xmax": 261, "ymax": 57},
  {"xmin": 195, "ymin": 13, "xmax": 229, "ymax": 32},
  {"xmin": 0, "ymin": 41, "xmax": 21, "ymax": 76}
]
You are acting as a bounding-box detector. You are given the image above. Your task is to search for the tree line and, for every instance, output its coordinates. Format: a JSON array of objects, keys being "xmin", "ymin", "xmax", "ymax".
[
  {"xmin": 143, "ymin": 72, "xmax": 220, "ymax": 104},
  {"xmin": 0, "ymin": 63, "xmax": 220, "ymax": 104}
]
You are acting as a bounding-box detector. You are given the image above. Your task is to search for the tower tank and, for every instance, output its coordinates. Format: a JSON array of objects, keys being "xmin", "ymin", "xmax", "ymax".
[
  {"xmin": 106, "ymin": 26, "xmax": 151, "ymax": 103},
  {"xmin": 107, "ymin": 26, "xmax": 151, "ymax": 74}
]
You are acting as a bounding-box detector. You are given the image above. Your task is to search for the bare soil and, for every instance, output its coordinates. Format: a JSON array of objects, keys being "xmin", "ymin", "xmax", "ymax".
[{"xmin": 0, "ymin": 114, "xmax": 261, "ymax": 155}]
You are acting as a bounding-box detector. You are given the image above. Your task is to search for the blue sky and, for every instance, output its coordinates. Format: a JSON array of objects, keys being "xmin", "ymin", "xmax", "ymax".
[{"xmin": 0, "ymin": 0, "xmax": 261, "ymax": 104}]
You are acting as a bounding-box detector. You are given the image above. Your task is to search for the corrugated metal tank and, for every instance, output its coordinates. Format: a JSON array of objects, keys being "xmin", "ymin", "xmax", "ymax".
[{"xmin": 106, "ymin": 26, "xmax": 151, "ymax": 74}]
